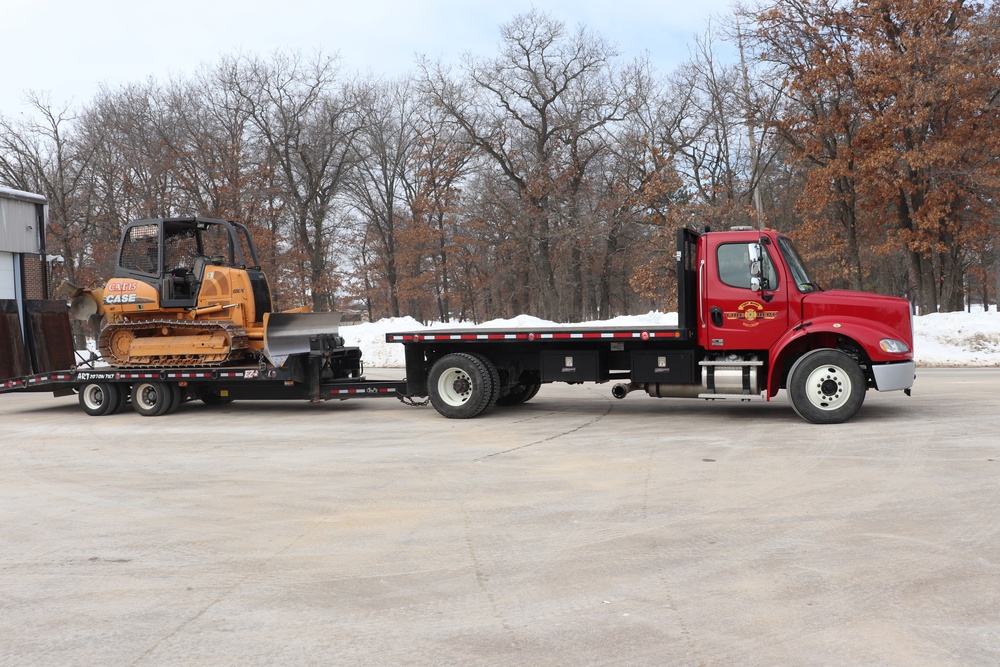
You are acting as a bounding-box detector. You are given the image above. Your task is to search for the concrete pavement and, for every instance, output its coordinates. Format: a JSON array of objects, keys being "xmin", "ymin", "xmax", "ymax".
[{"xmin": 1, "ymin": 368, "xmax": 998, "ymax": 666}]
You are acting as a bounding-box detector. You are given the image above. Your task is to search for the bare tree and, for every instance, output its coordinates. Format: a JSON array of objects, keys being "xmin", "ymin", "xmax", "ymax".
[
  {"xmin": 346, "ymin": 76, "xmax": 421, "ymax": 318},
  {"xmin": 0, "ymin": 93, "xmax": 105, "ymax": 286},
  {"xmin": 220, "ymin": 51, "xmax": 368, "ymax": 311},
  {"xmin": 420, "ymin": 9, "xmax": 632, "ymax": 320}
]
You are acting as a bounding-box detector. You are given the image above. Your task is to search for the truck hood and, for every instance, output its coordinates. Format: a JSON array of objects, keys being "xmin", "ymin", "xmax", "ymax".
[{"xmin": 802, "ymin": 290, "xmax": 913, "ymax": 346}]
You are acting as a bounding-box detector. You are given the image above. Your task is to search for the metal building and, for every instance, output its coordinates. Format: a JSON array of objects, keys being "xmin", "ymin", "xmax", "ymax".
[
  {"xmin": 1, "ymin": 187, "xmax": 73, "ymax": 380},
  {"xmin": 1, "ymin": 186, "xmax": 48, "ymax": 300}
]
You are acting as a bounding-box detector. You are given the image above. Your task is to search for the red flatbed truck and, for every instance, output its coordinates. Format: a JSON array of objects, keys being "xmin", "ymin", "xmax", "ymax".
[{"xmin": 388, "ymin": 227, "xmax": 916, "ymax": 424}]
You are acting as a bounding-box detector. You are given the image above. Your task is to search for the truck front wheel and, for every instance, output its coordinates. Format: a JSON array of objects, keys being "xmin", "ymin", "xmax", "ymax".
[
  {"xmin": 428, "ymin": 353, "xmax": 496, "ymax": 419},
  {"xmin": 496, "ymin": 381, "xmax": 542, "ymax": 406},
  {"xmin": 787, "ymin": 349, "xmax": 867, "ymax": 424}
]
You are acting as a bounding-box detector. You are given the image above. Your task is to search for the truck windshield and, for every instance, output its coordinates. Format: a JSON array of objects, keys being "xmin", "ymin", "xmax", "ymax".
[{"xmin": 777, "ymin": 236, "xmax": 822, "ymax": 293}]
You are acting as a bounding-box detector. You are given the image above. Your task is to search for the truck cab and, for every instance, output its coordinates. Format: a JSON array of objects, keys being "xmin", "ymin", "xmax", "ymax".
[{"xmin": 693, "ymin": 227, "xmax": 914, "ymax": 421}]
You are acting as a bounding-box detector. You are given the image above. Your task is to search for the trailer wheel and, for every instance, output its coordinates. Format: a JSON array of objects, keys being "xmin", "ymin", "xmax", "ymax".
[
  {"xmin": 78, "ymin": 382, "xmax": 122, "ymax": 416},
  {"xmin": 496, "ymin": 381, "xmax": 542, "ymax": 406},
  {"xmin": 787, "ymin": 349, "xmax": 866, "ymax": 424},
  {"xmin": 131, "ymin": 381, "xmax": 177, "ymax": 417},
  {"xmin": 428, "ymin": 353, "xmax": 495, "ymax": 419},
  {"xmin": 168, "ymin": 384, "xmax": 184, "ymax": 414}
]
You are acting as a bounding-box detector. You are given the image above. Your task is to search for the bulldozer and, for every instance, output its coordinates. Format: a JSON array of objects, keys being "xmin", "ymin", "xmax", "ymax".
[{"xmin": 63, "ymin": 216, "xmax": 340, "ymax": 368}]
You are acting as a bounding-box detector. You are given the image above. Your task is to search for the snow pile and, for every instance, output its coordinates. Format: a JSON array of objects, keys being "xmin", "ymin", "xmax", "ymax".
[
  {"xmin": 341, "ymin": 309, "xmax": 1000, "ymax": 369},
  {"xmin": 913, "ymin": 309, "xmax": 1000, "ymax": 367}
]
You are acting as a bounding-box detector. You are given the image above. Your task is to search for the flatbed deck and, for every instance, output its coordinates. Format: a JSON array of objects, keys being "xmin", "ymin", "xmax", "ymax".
[{"xmin": 386, "ymin": 324, "xmax": 691, "ymax": 343}]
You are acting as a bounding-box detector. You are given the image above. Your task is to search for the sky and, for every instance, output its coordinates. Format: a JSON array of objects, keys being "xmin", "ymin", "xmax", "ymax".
[{"xmin": 2, "ymin": 0, "xmax": 738, "ymax": 116}]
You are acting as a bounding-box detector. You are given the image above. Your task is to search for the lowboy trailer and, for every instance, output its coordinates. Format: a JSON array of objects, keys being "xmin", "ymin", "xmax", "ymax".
[{"xmin": 0, "ymin": 333, "xmax": 406, "ymax": 416}]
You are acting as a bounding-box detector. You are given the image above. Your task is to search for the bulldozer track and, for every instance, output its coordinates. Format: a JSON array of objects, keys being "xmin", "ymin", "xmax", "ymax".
[{"xmin": 98, "ymin": 320, "xmax": 253, "ymax": 368}]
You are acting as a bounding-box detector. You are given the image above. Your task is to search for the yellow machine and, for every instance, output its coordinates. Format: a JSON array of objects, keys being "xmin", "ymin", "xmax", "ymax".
[{"xmin": 66, "ymin": 217, "xmax": 335, "ymax": 368}]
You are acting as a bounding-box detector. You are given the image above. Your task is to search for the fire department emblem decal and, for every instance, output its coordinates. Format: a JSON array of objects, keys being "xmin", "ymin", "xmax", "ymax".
[{"xmin": 725, "ymin": 301, "xmax": 778, "ymax": 327}]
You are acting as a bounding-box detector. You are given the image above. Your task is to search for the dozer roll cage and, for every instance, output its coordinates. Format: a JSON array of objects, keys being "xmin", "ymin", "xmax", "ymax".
[{"xmin": 113, "ymin": 216, "xmax": 270, "ymax": 311}]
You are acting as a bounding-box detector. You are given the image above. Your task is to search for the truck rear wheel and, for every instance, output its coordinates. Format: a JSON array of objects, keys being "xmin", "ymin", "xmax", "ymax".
[
  {"xmin": 787, "ymin": 349, "xmax": 866, "ymax": 424},
  {"xmin": 131, "ymin": 381, "xmax": 179, "ymax": 417},
  {"xmin": 79, "ymin": 382, "xmax": 126, "ymax": 416},
  {"xmin": 467, "ymin": 352, "xmax": 501, "ymax": 408},
  {"xmin": 496, "ymin": 381, "xmax": 541, "ymax": 406},
  {"xmin": 428, "ymin": 353, "xmax": 496, "ymax": 419}
]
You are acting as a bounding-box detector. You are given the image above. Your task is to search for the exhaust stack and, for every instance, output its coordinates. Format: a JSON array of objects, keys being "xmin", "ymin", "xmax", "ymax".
[{"xmin": 612, "ymin": 383, "xmax": 643, "ymax": 399}]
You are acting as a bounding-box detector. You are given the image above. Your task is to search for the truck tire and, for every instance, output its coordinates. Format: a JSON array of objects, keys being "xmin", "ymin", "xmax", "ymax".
[
  {"xmin": 428, "ymin": 353, "xmax": 496, "ymax": 419},
  {"xmin": 496, "ymin": 381, "xmax": 542, "ymax": 406},
  {"xmin": 79, "ymin": 382, "xmax": 123, "ymax": 416},
  {"xmin": 131, "ymin": 381, "xmax": 177, "ymax": 417},
  {"xmin": 787, "ymin": 349, "xmax": 867, "ymax": 424},
  {"xmin": 467, "ymin": 352, "xmax": 501, "ymax": 408}
]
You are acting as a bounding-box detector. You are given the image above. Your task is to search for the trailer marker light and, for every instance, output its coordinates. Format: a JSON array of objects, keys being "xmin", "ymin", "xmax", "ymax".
[{"xmin": 641, "ymin": 331, "xmax": 650, "ymax": 341}]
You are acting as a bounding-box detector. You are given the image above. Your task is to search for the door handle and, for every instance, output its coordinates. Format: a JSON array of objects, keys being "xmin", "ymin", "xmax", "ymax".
[{"xmin": 710, "ymin": 306, "xmax": 723, "ymax": 326}]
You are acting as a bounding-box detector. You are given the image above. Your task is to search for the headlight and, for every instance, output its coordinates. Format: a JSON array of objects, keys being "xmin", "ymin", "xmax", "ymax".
[{"xmin": 879, "ymin": 338, "xmax": 910, "ymax": 353}]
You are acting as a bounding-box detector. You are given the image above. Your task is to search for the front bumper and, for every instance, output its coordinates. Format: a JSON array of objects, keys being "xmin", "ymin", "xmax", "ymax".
[{"xmin": 872, "ymin": 360, "xmax": 916, "ymax": 392}]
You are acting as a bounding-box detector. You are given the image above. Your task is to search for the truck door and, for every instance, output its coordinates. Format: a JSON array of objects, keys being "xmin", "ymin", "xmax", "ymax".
[{"xmin": 701, "ymin": 237, "xmax": 788, "ymax": 352}]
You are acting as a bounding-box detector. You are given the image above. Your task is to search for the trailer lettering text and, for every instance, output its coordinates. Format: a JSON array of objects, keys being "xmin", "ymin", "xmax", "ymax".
[{"xmin": 77, "ymin": 372, "xmax": 116, "ymax": 381}]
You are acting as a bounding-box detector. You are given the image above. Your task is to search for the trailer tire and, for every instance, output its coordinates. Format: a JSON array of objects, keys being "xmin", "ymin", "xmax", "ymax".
[
  {"xmin": 428, "ymin": 353, "xmax": 495, "ymax": 419},
  {"xmin": 787, "ymin": 349, "xmax": 866, "ymax": 424},
  {"xmin": 79, "ymin": 382, "xmax": 123, "ymax": 416},
  {"xmin": 168, "ymin": 384, "xmax": 184, "ymax": 414},
  {"xmin": 496, "ymin": 381, "xmax": 542, "ymax": 406},
  {"xmin": 131, "ymin": 381, "xmax": 177, "ymax": 417},
  {"xmin": 113, "ymin": 388, "xmax": 131, "ymax": 413}
]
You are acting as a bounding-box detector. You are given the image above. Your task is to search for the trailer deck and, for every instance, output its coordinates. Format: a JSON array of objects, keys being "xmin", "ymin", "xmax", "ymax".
[{"xmin": 0, "ymin": 365, "xmax": 406, "ymax": 401}]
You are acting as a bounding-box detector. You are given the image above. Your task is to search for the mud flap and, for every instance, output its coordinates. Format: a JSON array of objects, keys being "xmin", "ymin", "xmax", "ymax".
[{"xmin": 262, "ymin": 311, "xmax": 343, "ymax": 367}]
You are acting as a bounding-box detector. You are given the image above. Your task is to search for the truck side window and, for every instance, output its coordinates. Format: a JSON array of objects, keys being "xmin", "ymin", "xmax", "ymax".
[{"xmin": 717, "ymin": 243, "xmax": 778, "ymax": 290}]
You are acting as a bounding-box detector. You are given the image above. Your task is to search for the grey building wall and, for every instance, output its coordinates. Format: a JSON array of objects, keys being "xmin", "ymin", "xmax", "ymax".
[
  {"xmin": 0, "ymin": 187, "xmax": 46, "ymax": 254},
  {"xmin": 0, "ymin": 188, "xmax": 49, "ymax": 366}
]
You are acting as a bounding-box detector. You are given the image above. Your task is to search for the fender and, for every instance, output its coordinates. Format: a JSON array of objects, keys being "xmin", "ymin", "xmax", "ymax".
[{"xmin": 767, "ymin": 315, "xmax": 913, "ymax": 397}]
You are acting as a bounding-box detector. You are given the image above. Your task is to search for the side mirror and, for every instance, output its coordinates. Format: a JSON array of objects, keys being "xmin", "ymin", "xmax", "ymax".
[
  {"xmin": 749, "ymin": 243, "xmax": 762, "ymax": 292},
  {"xmin": 749, "ymin": 243, "xmax": 762, "ymax": 277}
]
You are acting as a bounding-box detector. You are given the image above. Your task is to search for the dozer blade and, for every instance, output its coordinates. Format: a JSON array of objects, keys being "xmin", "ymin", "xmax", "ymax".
[{"xmin": 262, "ymin": 311, "xmax": 343, "ymax": 367}]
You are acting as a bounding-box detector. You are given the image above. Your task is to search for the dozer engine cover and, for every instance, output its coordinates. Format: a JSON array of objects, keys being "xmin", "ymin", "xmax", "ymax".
[{"xmin": 100, "ymin": 278, "xmax": 159, "ymax": 316}]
